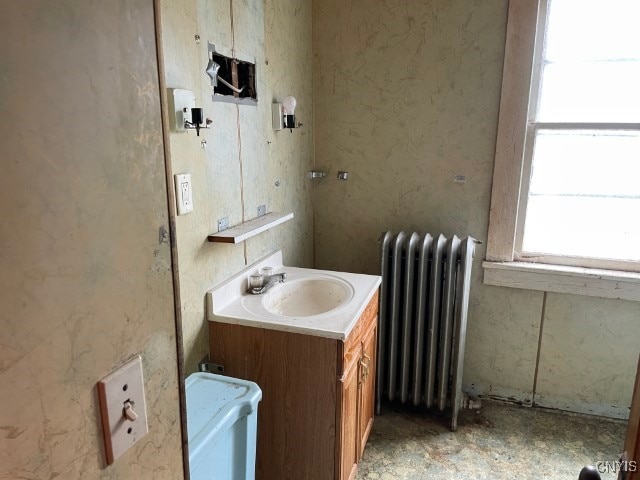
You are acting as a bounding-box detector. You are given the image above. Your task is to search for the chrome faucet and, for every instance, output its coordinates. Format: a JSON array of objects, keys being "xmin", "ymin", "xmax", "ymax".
[{"xmin": 247, "ymin": 272, "xmax": 287, "ymax": 295}]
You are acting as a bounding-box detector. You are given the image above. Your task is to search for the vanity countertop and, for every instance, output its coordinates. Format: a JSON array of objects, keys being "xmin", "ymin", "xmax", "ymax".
[{"xmin": 206, "ymin": 251, "xmax": 381, "ymax": 340}]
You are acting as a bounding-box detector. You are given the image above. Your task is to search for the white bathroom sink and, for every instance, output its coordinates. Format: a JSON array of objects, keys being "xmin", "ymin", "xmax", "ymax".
[
  {"xmin": 207, "ymin": 251, "xmax": 380, "ymax": 340},
  {"xmin": 262, "ymin": 277, "xmax": 353, "ymax": 317}
]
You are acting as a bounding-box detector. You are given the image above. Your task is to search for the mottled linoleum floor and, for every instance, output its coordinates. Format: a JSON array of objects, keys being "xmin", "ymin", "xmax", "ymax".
[{"xmin": 357, "ymin": 401, "xmax": 626, "ymax": 480}]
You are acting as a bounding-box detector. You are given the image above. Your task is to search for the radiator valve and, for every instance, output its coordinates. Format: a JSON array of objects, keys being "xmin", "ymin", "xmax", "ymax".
[{"xmin": 462, "ymin": 394, "xmax": 482, "ymax": 410}]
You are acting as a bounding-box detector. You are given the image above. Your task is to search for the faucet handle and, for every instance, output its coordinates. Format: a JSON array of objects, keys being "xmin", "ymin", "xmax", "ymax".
[
  {"xmin": 260, "ymin": 266, "xmax": 274, "ymax": 276},
  {"xmin": 248, "ymin": 274, "xmax": 264, "ymax": 289}
]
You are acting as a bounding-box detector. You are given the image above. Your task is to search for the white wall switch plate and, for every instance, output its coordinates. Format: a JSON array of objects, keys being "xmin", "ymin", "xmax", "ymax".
[
  {"xmin": 97, "ymin": 355, "xmax": 149, "ymax": 465},
  {"xmin": 167, "ymin": 88, "xmax": 196, "ymax": 132},
  {"xmin": 174, "ymin": 173, "xmax": 194, "ymax": 215}
]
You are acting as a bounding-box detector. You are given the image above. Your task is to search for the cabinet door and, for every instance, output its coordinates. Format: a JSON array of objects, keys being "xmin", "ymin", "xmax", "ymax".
[
  {"xmin": 357, "ymin": 323, "xmax": 377, "ymax": 460},
  {"xmin": 338, "ymin": 354, "xmax": 360, "ymax": 480}
]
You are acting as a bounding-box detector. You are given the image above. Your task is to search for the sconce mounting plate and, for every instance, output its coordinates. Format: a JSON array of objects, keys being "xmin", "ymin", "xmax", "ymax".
[{"xmin": 167, "ymin": 88, "xmax": 196, "ymax": 133}]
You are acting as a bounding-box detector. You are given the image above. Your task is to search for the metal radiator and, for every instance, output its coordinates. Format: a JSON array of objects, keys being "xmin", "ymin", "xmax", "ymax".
[{"xmin": 376, "ymin": 231, "xmax": 476, "ymax": 431}]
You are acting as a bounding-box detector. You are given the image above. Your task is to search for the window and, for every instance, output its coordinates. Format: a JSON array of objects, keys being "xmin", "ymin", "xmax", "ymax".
[
  {"xmin": 485, "ymin": 0, "xmax": 640, "ymax": 299},
  {"xmin": 518, "ymin": 0, "xmax": 640, "ymax": 270}
]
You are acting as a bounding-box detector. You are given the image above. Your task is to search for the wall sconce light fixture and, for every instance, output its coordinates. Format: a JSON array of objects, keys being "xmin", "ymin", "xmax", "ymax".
[
  {"xmin": 168, "ymin": 88, "xmax": 212, "ymax": 136},
  {"xmin": 183, "ymin": 107, "xmax": 212, "ymax": 136},
  {"xmin": 272, "ymin": 96, "xmax": 302, "ymax": 132}
]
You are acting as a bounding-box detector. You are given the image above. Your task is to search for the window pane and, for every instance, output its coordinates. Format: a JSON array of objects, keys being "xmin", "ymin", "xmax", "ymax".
[
  {"xmin": 545, "ymin": 0, "xmax": 640, "ymax": 63},
  {"xmin": 529, "ymin": 130, "xmax": 640, "ymax": 197},
  {"xmin": 537, "ymin": 62, "xmax": 640, "ymax": 123},
  {"xmin": 522, "ymin": 130, "xmax": 640, "ymax": 261}
]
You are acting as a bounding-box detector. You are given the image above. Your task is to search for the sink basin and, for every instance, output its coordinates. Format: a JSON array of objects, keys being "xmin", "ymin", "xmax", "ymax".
[
  {"xmin": 208, "ymin": 250, "xmax": 381, "ymax": 339},
  {"xmin": 262, "ymin": 277, "xmax": 354, "ymax": 317}
]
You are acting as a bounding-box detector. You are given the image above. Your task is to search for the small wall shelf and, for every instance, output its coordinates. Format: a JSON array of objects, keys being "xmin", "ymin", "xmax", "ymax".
[{"xmin": 207, "ymin": 212, "xmax": 294, "ymax": 244}]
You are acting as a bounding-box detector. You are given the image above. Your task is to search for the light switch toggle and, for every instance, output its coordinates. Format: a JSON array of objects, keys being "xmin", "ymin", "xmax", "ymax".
[{"xmin": 123, "ymin": 400, "xmax": 138, "ymax": 422}]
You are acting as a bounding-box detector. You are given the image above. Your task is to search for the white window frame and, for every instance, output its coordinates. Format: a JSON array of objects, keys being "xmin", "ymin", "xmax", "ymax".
[{"xmin": 484, "ymin": 0, "xmax": 640, "ymax": 300}]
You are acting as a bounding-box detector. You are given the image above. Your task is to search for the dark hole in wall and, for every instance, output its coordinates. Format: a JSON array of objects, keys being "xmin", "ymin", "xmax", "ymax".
[
  {"xmin": 212, "ymin": 53, "xmax": 234, "ymax": 97},
  {"xmin": 211, "ymin": 53, "xmax": 257, "ymax": 101},
  {"xmin": 236, "ymin": 60, "xmax": 257, "ymax": 100}
]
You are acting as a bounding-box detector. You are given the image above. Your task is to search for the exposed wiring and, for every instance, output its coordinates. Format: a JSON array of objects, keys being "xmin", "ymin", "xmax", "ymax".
[{"xmin": 217, "ymin": 75, "xmax": 245, "ymax": 94}]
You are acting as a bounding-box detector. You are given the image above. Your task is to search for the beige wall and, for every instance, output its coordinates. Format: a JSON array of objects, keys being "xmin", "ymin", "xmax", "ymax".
[
  {"xmin": 0, "ymin": 1, "xmax": 184, "ymax": 478},
  {"xmin": 158, "ymin": 0, "xmax": 314, "ymax": 374},
  {"xmin": 313, "ymin": 0, "xmax": 639, "ymax": 418}
]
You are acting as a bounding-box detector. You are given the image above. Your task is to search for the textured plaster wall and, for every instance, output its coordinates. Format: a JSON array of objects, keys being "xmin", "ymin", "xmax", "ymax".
[
  {"xmin": 0, "ymin": 1, "xmax": 184, "ymax": 478},
  {"xmin": 159, "ymin": 0, "xmax": 314, "ymax": 373},
  {"xmin": 535, "ymin": 294, "xmax": 639, "ymax": 418},
  {"xmin": 312, "ymin": 0, "xmax": 639, "ymax": 418}
]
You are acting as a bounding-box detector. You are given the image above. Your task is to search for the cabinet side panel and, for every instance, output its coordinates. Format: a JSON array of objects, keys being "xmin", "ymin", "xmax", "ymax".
[{"xmin": 210, "ymin": 323, "xmax": 338, "ymax": 480}]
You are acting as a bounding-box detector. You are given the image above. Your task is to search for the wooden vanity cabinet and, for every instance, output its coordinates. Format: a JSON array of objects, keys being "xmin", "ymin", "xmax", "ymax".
[{"xmin": 209, "ymin": 290, "xmax": 379, "ymax": 480}]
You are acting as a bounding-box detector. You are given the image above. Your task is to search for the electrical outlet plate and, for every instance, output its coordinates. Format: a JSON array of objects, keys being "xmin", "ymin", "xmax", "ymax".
[
  {"xmin": 174, "ymin": 173, "xmax": 193, "ymax": 215},
  {"xmin": 97, "ymin": 356, "xmax": 149, "ymax": 465},
  {"xmin": 168, "ymin": 88, "xmax": 196, "ymax": 132}
]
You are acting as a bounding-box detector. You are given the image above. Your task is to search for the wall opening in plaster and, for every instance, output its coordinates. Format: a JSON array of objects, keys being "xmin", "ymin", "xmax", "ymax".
[{"xmin": 207, "ymin": 45, "xmax": 257, "ymax": 105}]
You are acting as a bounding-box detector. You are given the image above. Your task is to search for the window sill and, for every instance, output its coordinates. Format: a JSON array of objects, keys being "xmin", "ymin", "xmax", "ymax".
[{"xmin": 483, "ymin": 261, "xmax": 640, "ymax": 302}]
